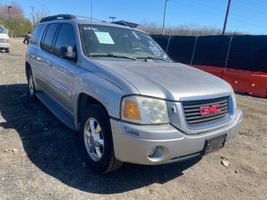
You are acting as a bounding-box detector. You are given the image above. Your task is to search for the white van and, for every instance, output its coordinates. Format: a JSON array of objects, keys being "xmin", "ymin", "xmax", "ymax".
[{"xmin": 0, "ymin": 26, "xmax": 10, "ymax": 53}]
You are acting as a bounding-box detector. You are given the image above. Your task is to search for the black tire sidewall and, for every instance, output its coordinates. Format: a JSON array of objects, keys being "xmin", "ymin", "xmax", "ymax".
[
  {"xmin": 27, "ymin": 69, "xmax": 36, "ymax": 99},
  {"xmin": 81, "ymin": 105, "xmax": 114, "ymax": 173}
]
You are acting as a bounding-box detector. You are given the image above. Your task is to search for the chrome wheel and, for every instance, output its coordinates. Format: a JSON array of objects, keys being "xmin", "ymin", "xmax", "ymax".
[
  {"xmin": 83, "ymin": 117, "xmax": 104, "ymax": 161},
  {"xmin": 28, "ymin": 74, "xmax": 34, "ymax": 96}
]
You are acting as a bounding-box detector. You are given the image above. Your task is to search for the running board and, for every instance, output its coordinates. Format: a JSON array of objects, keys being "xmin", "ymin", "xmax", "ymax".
[{"xmin": 36, "ymin": 92, "xmax": 77, "ymax": 131}]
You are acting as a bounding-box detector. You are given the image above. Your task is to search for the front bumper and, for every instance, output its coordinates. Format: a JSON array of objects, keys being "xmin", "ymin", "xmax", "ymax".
[
  {"xmin": 111, "ymin": 109, "xmax": 243, "ymax": 165},
  {"xmin": 0, "ymin": 43, "xmax": 10, "ymax": 49}
]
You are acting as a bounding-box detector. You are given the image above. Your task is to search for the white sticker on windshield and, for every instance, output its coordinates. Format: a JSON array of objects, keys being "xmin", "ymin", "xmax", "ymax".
[{"xmin": 94, "ymin": 31, "xmax": 114, "ymax": 44}]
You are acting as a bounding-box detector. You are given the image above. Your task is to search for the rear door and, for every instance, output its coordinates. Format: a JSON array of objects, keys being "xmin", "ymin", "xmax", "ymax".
[
  {"xmin": 27, "ymin": 23, "xmax": 47, "ymax": 91},
  {"xmin": 35, "ymin": 23, "xmax": 59, "ymax": 92}
]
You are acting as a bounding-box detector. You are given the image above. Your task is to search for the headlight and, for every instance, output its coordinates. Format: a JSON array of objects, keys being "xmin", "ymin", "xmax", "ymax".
[
  {"xmin": 4, "ymin": 38, "xmax": 9, "ymax": 42},
  {"xmin": 121, "ymin": 96, "xmax": 169, "ymax": 124}
]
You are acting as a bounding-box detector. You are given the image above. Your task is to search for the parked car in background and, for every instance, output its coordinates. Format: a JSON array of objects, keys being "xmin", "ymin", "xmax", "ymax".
[
  {"xmin": 0, "ymin": 26, "xmax": 10, "ymax": 53},
  {"xmin": 25, "ymin": 14, "xmax": 243, "ymax": 173}
]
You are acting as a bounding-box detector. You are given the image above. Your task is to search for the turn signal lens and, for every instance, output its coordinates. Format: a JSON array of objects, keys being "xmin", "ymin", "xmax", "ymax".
[{"xmin": 122, "ymin": 99, "xmax": 141, "ymax": 121}]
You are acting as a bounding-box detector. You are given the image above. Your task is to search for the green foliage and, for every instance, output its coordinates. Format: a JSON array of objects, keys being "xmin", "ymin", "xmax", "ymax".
[{"xmin": 0, "ymin": 17, "xmax": 33, "ymax": 37}]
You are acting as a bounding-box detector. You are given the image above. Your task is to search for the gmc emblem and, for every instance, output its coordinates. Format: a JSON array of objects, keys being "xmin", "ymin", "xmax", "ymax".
[{"xmin": 200, "ymin": 104, "xmax": 221, "ymax": 116}]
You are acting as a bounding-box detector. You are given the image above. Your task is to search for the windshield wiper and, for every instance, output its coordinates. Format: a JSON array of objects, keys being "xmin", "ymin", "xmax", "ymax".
[
  {"xmin": 90, "ymin": 53, "xmax": 136, "ymax": 60},
  {"xmin": 136, "ymin": 56, "xmax": 169, "ymax": 62}
]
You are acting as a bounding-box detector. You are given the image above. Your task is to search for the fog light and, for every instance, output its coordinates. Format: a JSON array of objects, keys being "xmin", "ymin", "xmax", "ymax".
[{"xmin": 147, "ymin": 147, "xmax": 157, "ymax": 157}]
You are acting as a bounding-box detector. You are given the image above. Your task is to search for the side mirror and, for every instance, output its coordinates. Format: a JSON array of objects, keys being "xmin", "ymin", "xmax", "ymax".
[{"xmin": 59, "ymin": 46, "xmax": 76, "ymax": 60}]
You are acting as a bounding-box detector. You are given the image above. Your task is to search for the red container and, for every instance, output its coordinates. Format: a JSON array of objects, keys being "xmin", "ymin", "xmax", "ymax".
[{"xmin": 192, "ymin": 65, "xmax": 267, "ymax": 98}]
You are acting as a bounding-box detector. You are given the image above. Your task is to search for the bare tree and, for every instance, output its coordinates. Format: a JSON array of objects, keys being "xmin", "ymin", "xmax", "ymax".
[
  {"xmin": 139, "ymin": 21, "xmax": 242, "ymax": 36},
  {"xmin": 31, "ymin": 5, "xmax": 48, "ymax": 25},
  {"xmin": 0, "ymin": 1, "xmax": 24, "ymax": 19}
]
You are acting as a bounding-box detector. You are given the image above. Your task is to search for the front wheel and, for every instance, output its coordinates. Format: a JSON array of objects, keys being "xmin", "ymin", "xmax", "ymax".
[
  {"xmin": 81, "ymin": 104, "xmax": 123, "ymax": 173},
  {"xmin": 5, "ymin": 48, "xmax": 10, "ymax": 53}
]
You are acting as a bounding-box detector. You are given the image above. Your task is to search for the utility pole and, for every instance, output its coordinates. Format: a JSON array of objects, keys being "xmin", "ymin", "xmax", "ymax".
[
  {"xmin": 7, "ymin": 6, "xmax": 12, "ymax": 29},
  {"xmin": 162, "ymin": 0, "xmax": 168, "ymax": 35},
  {"xmin": 90, "ymin": 0, "xmax": 93, "ymax": 21},
  {"xmin": 8, "ymin": 6, "xmax": 12, "ymax": 21},
  {"xmin": 109, "ymin": 16, "xmax": 116, "ymax": 22},
  {"xmin": 222, "ymin": 0, "xmax": 232, "ymax": 35},
  {"xmin": 30, "ymin": 6, "xmax": 35, "ymax": 24}
]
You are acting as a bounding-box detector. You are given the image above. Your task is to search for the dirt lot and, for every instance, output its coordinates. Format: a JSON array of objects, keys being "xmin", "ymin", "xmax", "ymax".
[{"xmin": 0, "ymin": 39, "xmax": 266, "ymax": 200}]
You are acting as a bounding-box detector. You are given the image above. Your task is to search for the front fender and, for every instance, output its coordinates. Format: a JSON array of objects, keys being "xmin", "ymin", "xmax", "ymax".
[{"xmin": 73, "ymin": 71, "xmax": 131, "ymax": 122}]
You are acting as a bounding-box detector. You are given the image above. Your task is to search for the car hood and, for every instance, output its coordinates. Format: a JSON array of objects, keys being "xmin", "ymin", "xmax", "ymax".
[{"xmin": 94, "ymin": 59, "xmax": 233, "ymax": 101}]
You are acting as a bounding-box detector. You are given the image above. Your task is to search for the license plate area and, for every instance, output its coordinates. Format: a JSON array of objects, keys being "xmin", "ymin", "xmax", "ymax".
[{"xmin": 203, "ymin": 134, "xmax": 227, "ymax": 155}]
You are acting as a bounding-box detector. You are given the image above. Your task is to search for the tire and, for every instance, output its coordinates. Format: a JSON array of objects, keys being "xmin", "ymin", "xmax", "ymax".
[
  {"xmin": 81, "ymin": 104, "xmax": 123, "ymax": 173},
  {"xmin": 5, "ymin": 48, "xmax": 10, "ymax": 53},
  {"xmin": 26, "ymin": 68, "xmax": 36, "ymax": 99}
]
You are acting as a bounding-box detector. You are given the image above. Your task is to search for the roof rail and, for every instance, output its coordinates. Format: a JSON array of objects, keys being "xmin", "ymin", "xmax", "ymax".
[
  {"xmin": 112, "ymin": 20, "xmax": 139, "ymax": 28},
  {"xmin": 40, "ymin": 14, "xmax": 77, "ymax": 23},
  {"xmin": 75, "ymin": 15, "xmax": 107, "ymax": 23}
]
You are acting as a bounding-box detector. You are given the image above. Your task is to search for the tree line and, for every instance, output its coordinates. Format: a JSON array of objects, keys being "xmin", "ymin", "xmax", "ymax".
[
  {"xmin": 139, "ymin": 22, "xmax": 243, "ymax": 36},
  {"xmin": 0, "ymin": 1, "xmax": 241, "ymax": 37},
  {"xmin": 0, "ymin": 1, "xmax": 47, "ymax": 37}
]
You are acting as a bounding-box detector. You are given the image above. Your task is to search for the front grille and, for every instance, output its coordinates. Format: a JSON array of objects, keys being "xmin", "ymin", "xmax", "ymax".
[{"xmin": 182, "ymin": 97, "xmax": 229, "ymax": 128}]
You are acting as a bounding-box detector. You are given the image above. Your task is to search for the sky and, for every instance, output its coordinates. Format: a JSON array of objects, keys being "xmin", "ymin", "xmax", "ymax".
[{"xmin": 2, "ymin": 0, "xmax": 267, "ymax": 34}]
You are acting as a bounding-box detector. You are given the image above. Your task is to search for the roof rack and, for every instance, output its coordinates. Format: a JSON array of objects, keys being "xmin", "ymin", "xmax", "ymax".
[
  {"xmin": 112, "ymin": 20, "xmax": 139, "ymax": 28},
  {"xmin": 75, "ymin": 15, "xmax": 107, "ymax": 23},
  {"xmin": 40, "ymin": 14, "xmax": 77, "ymax": 23}
]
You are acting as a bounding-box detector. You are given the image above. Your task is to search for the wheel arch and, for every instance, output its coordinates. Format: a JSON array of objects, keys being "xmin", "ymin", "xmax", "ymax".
[{"xmin": 76, "ymin": 92, "xmax": 110, "ymax": 128}]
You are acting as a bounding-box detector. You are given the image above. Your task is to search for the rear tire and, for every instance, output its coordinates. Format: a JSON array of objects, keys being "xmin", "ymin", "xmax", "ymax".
[
  {"xmin": 26, "ymin": 69, "xmax": 36, "ymax": 99},
  {"xmin": 81, "ymin": 104, "xmax": 123, "ymax": 173}
]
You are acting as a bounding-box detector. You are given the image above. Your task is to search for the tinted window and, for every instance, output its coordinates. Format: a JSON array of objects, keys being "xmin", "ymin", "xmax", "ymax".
[
  {"xmin": 41, "ymin": 24, "xmax": 58, "ymax": 53},
  {"xmin": 54, "ymin": 24, "xmax": 76, "ymax": 58},
  {"xmin": 30, "ymin": 24, "xmax": 44, "ymax": 44}
]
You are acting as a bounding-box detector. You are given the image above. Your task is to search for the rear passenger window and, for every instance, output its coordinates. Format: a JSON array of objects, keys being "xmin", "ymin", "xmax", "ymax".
[
  {"xmin": 41, "ymin": 24, "xmax": 58, "ymax": 53},
  {"xmin": 54, "ymin": 24, "xmax": 76, "ymax": 59}
]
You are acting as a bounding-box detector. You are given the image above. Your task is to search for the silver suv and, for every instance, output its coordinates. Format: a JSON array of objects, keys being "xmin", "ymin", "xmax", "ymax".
[{"xmin": 25, "ymin": 14, "xmax": 243, "ymax": 173}]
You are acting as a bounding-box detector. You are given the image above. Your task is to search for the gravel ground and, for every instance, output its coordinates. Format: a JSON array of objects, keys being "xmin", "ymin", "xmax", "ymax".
[{"xmin": 0, "ymin": 39, "xmax": 266, "ymax": 200}]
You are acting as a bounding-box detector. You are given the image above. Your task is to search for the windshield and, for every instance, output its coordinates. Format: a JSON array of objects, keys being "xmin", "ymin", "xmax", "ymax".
[
  {"xmin": 79, "ymin": 24, "xmax": 170, "ymax": 61},
  {"xmin": 0, "ymin": 27, "xmax": 8, "ymax": 34}
]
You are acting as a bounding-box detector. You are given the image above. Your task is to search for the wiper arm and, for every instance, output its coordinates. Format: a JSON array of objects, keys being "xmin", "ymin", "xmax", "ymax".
[
  {"xmin": 136, "ymin": 56, "xmax": 169, "ymax": 62},
  {"xmin": 90, "ymin": 53, "xmax": 136, "ymax": 60}
]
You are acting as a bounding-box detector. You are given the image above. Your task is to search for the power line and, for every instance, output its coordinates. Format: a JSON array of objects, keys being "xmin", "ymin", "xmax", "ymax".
[
  {"xmin": 188, "ymin": 0, "xmax": 267, "ymax": 25},
  {"xmin": 170, "ymin": 0, "xmax": 267, "ymax": 32},
  {"xmin": 171, "ymin": 1, "xmax": 226, "ymax": 18},
  {"xmin": 232, "ymin": 0, "xmax": 267, "ymax": 16},
  {"xmin": 183, "ymin": 0, "xmax": 267, "ymax": 25}
]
